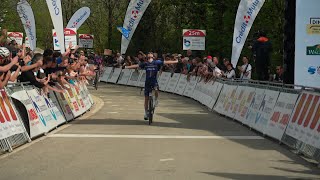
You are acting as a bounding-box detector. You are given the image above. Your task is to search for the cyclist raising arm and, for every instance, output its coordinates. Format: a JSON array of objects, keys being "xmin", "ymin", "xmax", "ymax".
[{"xmin": 125, "ymin": 52, "xmax": 179, "ymax": 120}]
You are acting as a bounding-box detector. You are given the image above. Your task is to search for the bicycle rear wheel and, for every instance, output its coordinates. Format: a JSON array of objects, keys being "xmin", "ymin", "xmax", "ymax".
[{"xmin": 148, "ymin": 97, "xmax": 153, "ymax": 125}]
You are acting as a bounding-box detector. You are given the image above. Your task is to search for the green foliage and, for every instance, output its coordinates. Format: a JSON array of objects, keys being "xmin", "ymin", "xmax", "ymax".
[{"xmin": 0, "ymin": 0, "xmax": 285, "ymax": 69}]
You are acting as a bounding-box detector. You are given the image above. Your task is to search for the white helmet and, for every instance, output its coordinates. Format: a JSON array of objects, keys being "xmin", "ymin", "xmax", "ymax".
[{"xmin": 0, "ymin": 47, "xmax": 10, "ymax": 58}]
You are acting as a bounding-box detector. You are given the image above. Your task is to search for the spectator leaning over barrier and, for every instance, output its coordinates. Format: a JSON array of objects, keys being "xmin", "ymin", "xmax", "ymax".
[
  {"xmin": 238, "ymin": 56, "xmax": 252, "ymax": 80},
  {"xmin": 222, "ymin": 63, "xmax": 236, "ymax": 79},
  {"xmin": 212, "ymin": 57, "xmax": 222, "ymax": 78}
]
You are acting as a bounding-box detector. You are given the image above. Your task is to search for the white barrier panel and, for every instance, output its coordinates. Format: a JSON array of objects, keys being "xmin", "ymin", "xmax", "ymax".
[
  {"xmin": 251, "ymin": 90, "xmax": 280, "ymax": 133},
  {"xmin": 227, "ymin": 86, "xmax": 246, "ymax": 119},
  {"xmin": 127, "ymin": 70, "xmax": 140, "ymax": 87},
  {"xmin": 165, "ymin": 73, "xmax": 181, "ymax": 93},
  {"xmin": 243, "ymin": 88, "xmax": 265, "ymax": 126},
  {"xmin": 81, "ymin": 82, "xmax": 94, "ymax": 105},
  {"xmin": 100, "ymin": 67, "xmax": 113, "ymax": 82},
  {"xmin": 11, "ymin": 90, "xmax": 48, "ymax": 138},
  {"xmin": 71, "ymin": 84, "xmax": 87, "ymax": 115},
  {"xmin": 27, "ymin": 89, "xmax": 59, "ymax": 132},
  {"xmin": 137, "ymin": 70, "xmax": 146, "ymax": 87},
  {"xmin": 118, "ymin": 69, "xmax": 133, "ymax": 85},
  {"xmin": 49, "ymin": 90, "xmax": 73, "ymax": 121},
  {"xmin": 0, "ymin": 90, "xmax": 25, "ymax": 139},
  {"xmin": 183, "ymin": 76, "xmax": 199, "ymax": 98},
  {"xmin": 192, "ymin": 80, "xmax": 203, "ymax": 102},
  {"xmin": 158, "ymin": 72, "xmax": 171, "ymax": 91},
  {"xmin": 201, "ymin": 81, "xmax": 215, "ymax": 107},
  {"xmin": 174, "ymin": 74, "xmax": 188, "ymax": 95},
  {"xmin": 107, "ymin": 68, "xmax": 122, "ymax": 84},
  {"xmin": 213, "ymin": 84, "xmax": 238, "ymax": 116},
  {"xmin": 285, "ymin": 92, "xmax": 320, "ymax": 148},
  {"xmin": 208, "ymin": 81, "xmax": 224, "ymax": 109},
  {"xmin": 224, "ymin": 85, "xmax": 239, "ymax": 118},
  {"xmin": 76, "ymin": 82, "xmax": 92, "ymax": 111},
  {"xmin": 265, "ymin": 92, "xmax": 299, "ymax": 141},
  {"xmin": 233, "ymin": 86, "xmax": 256, "ymax": 123}
]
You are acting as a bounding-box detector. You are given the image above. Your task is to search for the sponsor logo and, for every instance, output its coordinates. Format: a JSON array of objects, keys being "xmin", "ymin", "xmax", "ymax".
[
  {"xmin": 307, "ymin": 17, "xmax": 320, "ymax": 35},
  {"xmin": 306, "ymin": 44, "xmax": 320, "ymax": 55},
  {"xmin": 235, "ymin": 0, "xmax": 261, "ymax": 44},
  {"xmin": 132, "ymin": 10, "xmax": 139, "ymax": 19},
  {"xmin": 51, "ymin": 0, "xmax": 60, "ymax": 15},
  {"xmin": 71, "ymin": 11, "xmax": 88, "ymax": 28},
  {"xmin": 54, "ymin": 38, "xmax": 60, "ymax": 47},
  {"xmin": 184, "ymin": 39, "xmax": 191, "ymax": 47},
  {"xmin": 308, "ymin": 66, "xmax": 316, "ymax": 75}
]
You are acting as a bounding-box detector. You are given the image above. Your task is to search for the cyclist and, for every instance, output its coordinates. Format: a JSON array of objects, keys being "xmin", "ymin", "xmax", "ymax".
[{"xmin": 125, "ymin": 52, "xmax": 179, "ymax": 120}]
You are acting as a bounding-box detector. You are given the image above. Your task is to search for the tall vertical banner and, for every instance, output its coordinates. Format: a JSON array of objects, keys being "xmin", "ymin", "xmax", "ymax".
[
  {"xmin": 66, "ymin": 7, "xmax": 91, "ymax": 29},
  {"xmin": 46, "ymin": 0, "xmax": 65, "ymax": 53},
  {"xmin": 295, "ymin": 0, "xmax": 320, "ymax": 88},
  {"xmin": 231, "ymin": 0, "xmax": 265, "ymax": 67},
  {"xmin": 119, "ymin": 0, "xmax": 152, "ymax": 55},
  {"xmin": 17, "ymin": 0, "xmax": 36, "ymax": 51}
]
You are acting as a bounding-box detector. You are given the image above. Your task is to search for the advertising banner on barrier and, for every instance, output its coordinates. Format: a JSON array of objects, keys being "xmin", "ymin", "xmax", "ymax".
[
  {"xmin": 208, "ymin": 81, "xmax": 224, "ymax": 110},
  {"xmin": 137, "ymin": 70, "xmax": 146, "ymax": 87},
  {"xmin": 192, "ymin": 80, "xmax": 204, "ymax": 102},
  {"xmin": 174, "ymin": 74, "xmax": 188, "ymax": 95},
  {"xmin": 183, "ymin": 76, "xmax": 199, "ymax": 98},
  {"xmin": 158, "ymin": 72, "xmax": 171, "ymax": 91},
  {"xmin": 127, "ymin": 70, "xmax": 140, "ymax": 87},
  {"xmin": 243, "ymin": 88, "xmax": 265, "ymax": 126},
  {"xmin": 201, "ymin": 81, "xmax": 215, "ymax": 107},
  {"xmin": 76, "ymin": 82, "xmax": 92, "ymax": 111},
  {"xmin": 108, "ymin": 68, "xmax": 122, "ymax": 84},
  {"xmin": 26, "ymin": 89, "xmax": 61, "ymax": 131},
  {"xmin": 231, "ymin": 0, "xmax": 265, "ymax": 67},
  {"xmin": 228, "ymin": 86, "xmax": 246, "ymax": 119},
  {"xmin": 166, "ymin": 73, "xmax": 181, "ymax": 93},
  {"xmin": 224, "ymin": 85, "xmax": 239, "ymax": 118},
  {"xmin": 285, "ymin": 91, "xmax": 320, "ymax": 148},
  {"xmin": 233, "ymin": 86, "xmax": 256, "ymax": 122},
  {"xmin": 0, "ymin": 90, "xmax": 25, "ymax": 136},
  {"xmin": 295, "ymin": 0, "xmax": 320, "ymax": 88},
  {"xmin": 11, "ymin": 89, "xmax": 48, "ymax": 138},
  {"xmin": 118, "ymin": 69, "xmax": 133, "ymax": 85},
  {"xmin": 100, "ymin": 67, "xmax": 113, "ymax": 82},
  {"xmin": 251, "ymin": 90, "xmax": 280, "ymax": 133},
  {"xmin": 49, "ymin": 90, "xmax": 73, "ymax": 121},
  {"xmin": 264, "ymin": 92, "xmax": 299, "ymax": 140},
  {"xmin": 71, "ymin": 85, "xmax": 86, "ymax": 115},
  {"xmin": 81, "ymin": 82, "xmax": 94, "ymax": 105},
  {"xmin": 214, "ymin": 84, "xmax": 238, "ymax": 116}
]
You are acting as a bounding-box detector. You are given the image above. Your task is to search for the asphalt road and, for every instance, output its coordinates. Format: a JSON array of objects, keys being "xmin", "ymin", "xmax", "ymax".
[{"xmin": 0, "ymin": 83, "xmax": 319, "ymax": 180}]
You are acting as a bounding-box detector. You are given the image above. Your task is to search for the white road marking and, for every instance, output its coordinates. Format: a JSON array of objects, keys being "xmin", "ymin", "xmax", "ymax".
[
  {"xmin": 111, "ymin": 105, "xmax": 119, "ymax": 107},
  {"xmin": 48, "ymin": 134, "xmax": 264, "ymax": 140},
  {"xmin": 107, "ymin": 112, "xmax": 119, "ymax": 114},
  {"xmin": 160, "ymin": 158, "xmax": 174, "ymax": 162}
]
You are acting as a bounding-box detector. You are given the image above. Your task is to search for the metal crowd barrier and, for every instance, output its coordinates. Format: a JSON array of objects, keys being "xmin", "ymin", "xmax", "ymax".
[
  {"xmin": 100, "ymin": 67, "xmax": 320, "ymax": 166},
  {"xmin": 0, "ymin": 81, "xmax": 94, "ymax": 154}
]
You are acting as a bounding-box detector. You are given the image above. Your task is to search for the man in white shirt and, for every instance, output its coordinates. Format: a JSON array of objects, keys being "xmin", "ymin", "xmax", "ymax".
[{"xmin": 238, "ymin": 56, "xmax": 252, "ymax": 80}]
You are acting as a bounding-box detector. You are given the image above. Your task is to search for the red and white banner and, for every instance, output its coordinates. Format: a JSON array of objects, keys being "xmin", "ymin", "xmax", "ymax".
[
  {"xmin": 7, "ymin": 32, "xmax": 24, "ymax": 45},
  {"xmin": 46, "ymin": 0, "xmax": 65, "ymax": 53},
  {"xmin": 79, "ymin": 34, "xmax": 94, "ymax": 49},
  {"xmin": 53, "ymin": 28, "xmax": 77, "ymax": 51},
  {"xmin": 183, "ymin": 29, "xmax": 206, "ymax": 50},
  {"xmin": 265, "ymin": 92, "xmax": 299, "ymax": 141},
  {"xmin": 285, "ymin": 92, "xmax": 320, "ymax": 148}
]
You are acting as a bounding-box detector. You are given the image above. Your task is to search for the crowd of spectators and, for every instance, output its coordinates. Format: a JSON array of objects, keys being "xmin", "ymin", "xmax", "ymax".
[
  {"xmin": 0, "ymin": 29, "xmax": 98, "ymax": 96},
  {"xmin": 103, "ymin": 48, "xmax": 283, "ymax": 83}
]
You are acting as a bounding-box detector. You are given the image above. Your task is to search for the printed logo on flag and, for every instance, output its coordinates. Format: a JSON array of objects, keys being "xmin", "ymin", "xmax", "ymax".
[
  {"xmin": 306, "ymin": 44, "xmax": 320, "ymax": 55},
  {"xmin": 132, "ymin": 10, "xmax": 139, "ymax": 19},
  {"xmin": 306, "ymin": 17, "xmax": 320, "ymax": 35}
]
